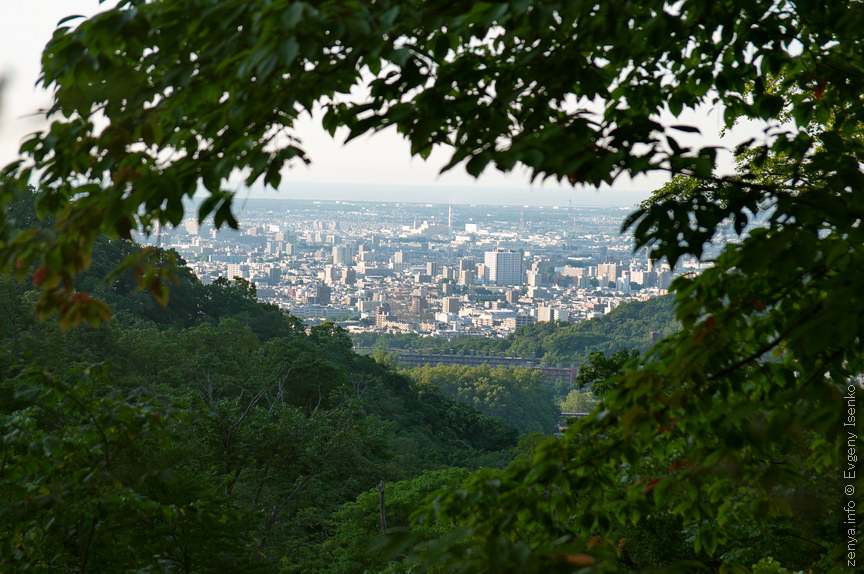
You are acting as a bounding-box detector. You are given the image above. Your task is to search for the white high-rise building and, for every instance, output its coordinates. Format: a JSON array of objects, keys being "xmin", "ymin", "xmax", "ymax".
[
  {"xmin": 226, "ymin": 263, "xmax": 249, "ymax": 280},
  {"xmin": 484, "ymin": 249, "xmax": 524, "ymax": 286},
  {"xmin": 332, "ymin": 245, "xmax": 352, "ymax": 265},
  {"xmin": 536, "ymin": 305, "xmax": 560, "ymax": 322}
]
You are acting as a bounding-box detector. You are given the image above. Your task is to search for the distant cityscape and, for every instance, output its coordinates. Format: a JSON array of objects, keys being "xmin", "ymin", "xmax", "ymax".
[{"xmin": 146, "ymin": 198, "xmax": 724, "ymax": 337}]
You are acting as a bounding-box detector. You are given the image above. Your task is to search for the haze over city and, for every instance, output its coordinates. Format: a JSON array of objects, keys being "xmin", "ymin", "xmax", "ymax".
[{"xmin": 150, "ymin": 197, "xmax": 716, "ymax": 337}]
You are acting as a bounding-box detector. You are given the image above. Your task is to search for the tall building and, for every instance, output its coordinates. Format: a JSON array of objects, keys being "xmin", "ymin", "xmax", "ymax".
[
  {"xmin": 332, "ymin": 245, "xmax": 352, "ymax": 265},
  {"xmin": 340, "ymin": 268, "xmax": 357, "ymax": 285},
  {"xmin": 458, "ymin": 269, "xmax": 475, "ymax": 286},
  {"xmin": 322, "ymin": 265, "xmax": 340, "ymax": 285},
  {"xmin": 476, "ymin": 263, "xmax": 487, "ymax": 281},
  {"xmin": 267, "ymin": 267, "xmax": 282, "ymax": 286},
  {"xmin": 442, "ymin": 297, "xmax": 461, "ymax": 314},
  {"xmin": 409, "ymin": 296, "xmax": 428, "ymax": 316},
  {"xmin": 226, "ymin": 263, "xmax": 249, "ymax": 280},
  {"xmin": 313, "ymin": 284, "xmax": 331, "ymax": 305},
  {"xmin": 596, "ymin": 263, "xmax": 619, "ymax": 282},
  {"xmin": 537, "ymin": 305, "xmax": 560, "ymax": 322},
  {"xmin": 484, "ymin": 249, "xmax": 524, "ymax": 286},
  {"xmin": 183, "ymin": 218, "xmax": 200, "ymax": 235},
  {"xmin": 526, "ymin": 270, "xmax": 543, "ymax": 287}
]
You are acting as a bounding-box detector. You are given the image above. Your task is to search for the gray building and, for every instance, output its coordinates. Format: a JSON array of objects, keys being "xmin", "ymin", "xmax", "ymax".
[{"xmin": 484, "ymin": 249, "xmax": 524, "ymax": 286}]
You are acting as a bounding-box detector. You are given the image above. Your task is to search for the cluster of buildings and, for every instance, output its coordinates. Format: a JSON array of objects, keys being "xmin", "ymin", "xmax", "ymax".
[{"xmin": 150, "ymin": 199, "xmax": 715, "ymax": 337}]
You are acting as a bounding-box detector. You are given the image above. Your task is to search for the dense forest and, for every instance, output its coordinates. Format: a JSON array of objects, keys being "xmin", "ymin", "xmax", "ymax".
[
  {"xmin": 0, "ymin": 237, "xmax": 524, "ymax": 572},
  {"xmin": 402, "ymin": 364, "xmax": 560, "ymax": 434}
]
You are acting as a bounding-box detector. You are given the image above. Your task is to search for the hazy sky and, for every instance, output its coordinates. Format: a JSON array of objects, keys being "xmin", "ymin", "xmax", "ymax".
[{"xmin": 0, "ymin": 1, "xmax": 756, "ymax": 207}]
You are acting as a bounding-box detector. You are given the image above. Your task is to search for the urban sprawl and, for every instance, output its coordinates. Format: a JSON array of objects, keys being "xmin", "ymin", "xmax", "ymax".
[{"xmin": 150, "ymin": 198, "xmax": 724, "ymax": 337}]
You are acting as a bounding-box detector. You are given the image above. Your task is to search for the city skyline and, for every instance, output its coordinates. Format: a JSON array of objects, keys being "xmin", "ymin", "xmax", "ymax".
[{"xmin": 148, "ymin": 198, "xmax": 708, "ymax": 337}]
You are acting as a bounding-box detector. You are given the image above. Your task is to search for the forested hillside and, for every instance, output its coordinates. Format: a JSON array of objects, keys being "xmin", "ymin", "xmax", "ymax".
[
  {"xmin": 404, "ymin": 364, "xmax": 560, "ymax": 434},
  {"xmin": 0, "ymin": 239, "xmax": 520, "ymax": 572}
]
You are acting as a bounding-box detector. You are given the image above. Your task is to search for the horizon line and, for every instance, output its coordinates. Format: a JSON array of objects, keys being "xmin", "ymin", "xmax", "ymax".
[{"xmin": 209, "ymin": 181, "xmax": 653, "ymax": 208}]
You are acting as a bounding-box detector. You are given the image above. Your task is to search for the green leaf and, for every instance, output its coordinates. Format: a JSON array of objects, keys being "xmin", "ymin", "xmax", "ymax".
[
  {"xmin": 278, "ymin": 38, "xmax": 299, "ymax": 66},
  {"xmin": 281, "ymin": 2, "xmax": 305, "ymax": 28},
  {"xmin": 670, "ymin": 124, "xmax": 700, "ymax": 133}
]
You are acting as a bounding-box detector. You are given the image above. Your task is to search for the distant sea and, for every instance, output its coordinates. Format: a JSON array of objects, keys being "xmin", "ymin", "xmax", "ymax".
[{"xmin": 221, "ymin": 182, "xmax": 651, "ymax": 208}]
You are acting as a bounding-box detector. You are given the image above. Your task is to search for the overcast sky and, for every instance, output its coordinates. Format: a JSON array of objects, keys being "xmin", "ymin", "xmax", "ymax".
[{"xmin": 1, "ymin": 1, "xmax": 754, "ymax": 207}]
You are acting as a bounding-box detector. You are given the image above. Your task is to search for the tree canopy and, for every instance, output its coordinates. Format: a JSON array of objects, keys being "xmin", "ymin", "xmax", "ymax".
[
  {"xmin": 2, "ymin": 0, "xmax": 863, "ymax": 571},
  {"xmin": 0, "ymin": 263, "xmax": 520, "ymax": 572},
  {"xmin": 405, "ymin": 364, "xmax": 560, "ymax": 434}
]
